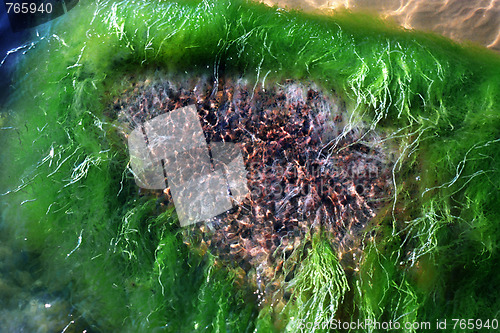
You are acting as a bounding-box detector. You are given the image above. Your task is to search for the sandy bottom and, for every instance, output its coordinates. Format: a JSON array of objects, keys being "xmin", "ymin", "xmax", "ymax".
[{"xmin": 259, "ymin": 0, "xmax": 500, "ymax": 53}]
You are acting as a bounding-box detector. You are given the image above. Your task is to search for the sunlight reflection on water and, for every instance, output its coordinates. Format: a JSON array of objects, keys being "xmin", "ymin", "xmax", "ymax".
[{"xmin": 260, "ymin": 0, "xmax": 500, "ymax": 53}]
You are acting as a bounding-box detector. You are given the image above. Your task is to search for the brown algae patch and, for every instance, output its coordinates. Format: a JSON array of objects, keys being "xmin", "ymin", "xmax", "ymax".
[{"xmin": 109, "ymin": 72, "xmax": 395, "ymax": 306}]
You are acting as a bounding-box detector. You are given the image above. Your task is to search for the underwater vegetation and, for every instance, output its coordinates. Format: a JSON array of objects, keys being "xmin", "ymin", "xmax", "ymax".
[{"xmin": 0, "ymin": 0, "xmax": 500, "ymax": 332}]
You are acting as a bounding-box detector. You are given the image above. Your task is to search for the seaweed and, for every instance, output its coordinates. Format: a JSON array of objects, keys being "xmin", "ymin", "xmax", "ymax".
[{"xmin": 1, "ymin": 0, "xmax": 499, "ymax": 332}]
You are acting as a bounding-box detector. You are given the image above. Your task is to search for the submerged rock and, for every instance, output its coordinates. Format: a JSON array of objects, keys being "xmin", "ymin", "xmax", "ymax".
[
  {"xmin": 2, "ymin": 0, "xmax": 499, "ymax": 331},
  {"xmin": 0, "ymin": 233, "xmax": 91, "ymax": 332},
  {"xmin": 112, "ymin": 73, "xmax": 394, "ymax": 305}
]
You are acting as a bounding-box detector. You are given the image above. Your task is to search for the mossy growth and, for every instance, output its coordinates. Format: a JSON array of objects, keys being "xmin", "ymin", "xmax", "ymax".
[{"xmin": 1, "ymin": 0, "xmax": 500, "ymax": 332}]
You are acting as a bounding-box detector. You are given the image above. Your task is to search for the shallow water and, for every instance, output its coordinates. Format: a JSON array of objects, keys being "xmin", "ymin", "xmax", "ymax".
[
  {"xmin": 260, "ymin": 0, "xmax": 500, "ymax": 52},
  {"xmin": 0, "ymin": 0, "xmax": 499, "ymax": 332}
]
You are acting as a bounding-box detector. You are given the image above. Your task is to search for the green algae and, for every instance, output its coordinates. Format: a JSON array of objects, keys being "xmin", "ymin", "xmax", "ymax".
[
  {"xmin": 284, "ymin": 234, "xmax": 349, "ymax": 332},
  {"xmin": 1, "ymin": 0, "xmax": 500, "ymax": 331}
]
